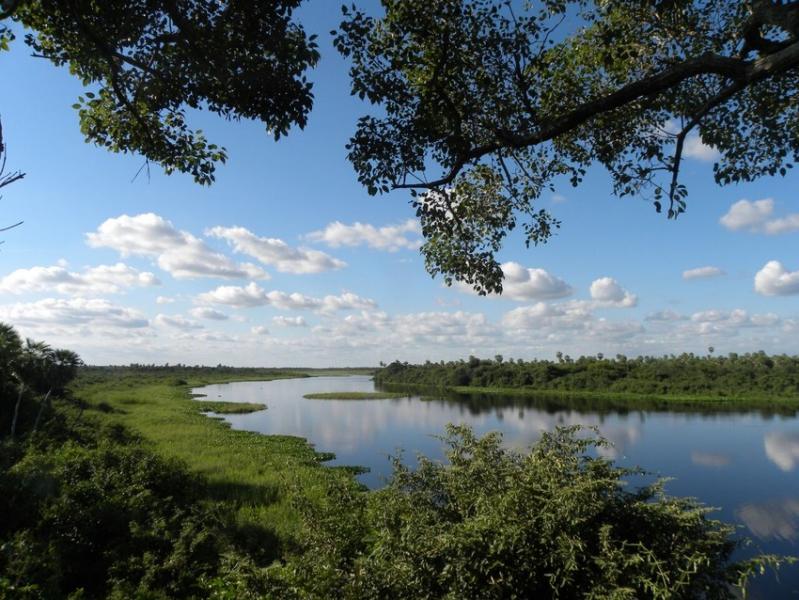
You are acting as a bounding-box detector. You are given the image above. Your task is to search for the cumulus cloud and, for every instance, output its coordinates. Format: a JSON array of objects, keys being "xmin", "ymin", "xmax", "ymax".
[
  {"xmin": 305, "ymin": 219, "xmax": 422, "ymax": 252},
  {"xmin": 720, "ymin": 199, "xmax": 799, "ymax": 235},
  {"xmin": 682, "ymin": 134, "xmax": 720, "ymax": 162},
  {"xmin": 687, "ymin": 308, "xmax": 779, "ymax": 336},
  {"xmin": 645, "ymin": 309, "xmax": 686, "ymax": 322},
  {"xmin": 273, "ymin": 316, "xmax": 307, "ymax": 327},
  {"xmin": 156, "ymin": 296, "xmax": 176, "ymax": 304},
  {"xmin": 682, "ymin": 266, "xmax": 724, "ymax": 281},
  {"xmin": 189, "ymin": 307, "xmax": 229, "ymax": 321},
  {"xmin": 458, "ymin": 262, "xmax": 572, "ymax": 301},
  {"xmin": 251, "ymin": 325, "xmax": 269, "ymax": 336},
  {"xmin": 502, "ymin": 302, "xmax": 591, "ymax": 331},
  {"xmin": 86, "ymin": 213, "xmax": 268, "ymax": 280},
  {"xmin": 502, "ymin": 263, "xmax": 573, "ymax": 300},
  {"xmin": 196, "ymin": 282, "xmax": 377, "ymax": 313},
  {"xmin": 0, "ymin": 262, "xmax": 160, "ymax": 295},
  {"xmin": 206, "ymin": 226, "xmax": 345, "ymax": 274},
  {"xmin": 0, "ymin": 298, "xmax": 148, "ymax": 329},
  {"xmin": 589, "ymin": 277, "xmax": 637, "ymax": 308},
  {"xmin": 154, "ymin": 314, "xmax": 203, "ymax": 330},
  {"xmin": 755, "ymin": 261, "xmax": 799, "ymax": 296}
]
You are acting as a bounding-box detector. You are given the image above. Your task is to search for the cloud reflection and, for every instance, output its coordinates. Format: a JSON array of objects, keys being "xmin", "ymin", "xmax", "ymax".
[
  {"xmin": 764, "ymin": 431, "xmax": 799, "ymax": 471},
  {"xmin": 737, "ymin": 499, "xmax": 799, "ymax": 541},
  {"xmin": 690, "ymin": 451, "xmax": 731, "ymax": 468}
]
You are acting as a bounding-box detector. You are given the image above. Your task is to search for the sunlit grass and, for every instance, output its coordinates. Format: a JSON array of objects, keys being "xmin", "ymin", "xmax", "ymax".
[{"xmin": 72, "ymin": 368, "xmax": 363, "ymax": 555}]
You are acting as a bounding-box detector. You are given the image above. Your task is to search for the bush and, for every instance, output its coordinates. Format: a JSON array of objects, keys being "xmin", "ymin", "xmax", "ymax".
[
  {"xmin": 0, "ymin": 435, "xmax": 224, "ymax": 599},
  {"xmin": 267, "ymin": 426, "xmax": 784, "ymax": 599}
]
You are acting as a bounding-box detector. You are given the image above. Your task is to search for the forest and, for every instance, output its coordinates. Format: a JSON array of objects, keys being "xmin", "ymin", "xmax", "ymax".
[{"xmin": 374, "ymin": 352, "xmax": 799, "ymax": 400}]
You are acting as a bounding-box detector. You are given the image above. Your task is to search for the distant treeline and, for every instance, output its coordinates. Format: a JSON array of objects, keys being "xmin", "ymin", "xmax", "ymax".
[{"xmin": 374, "ymin": 352, "xmax": 799, "ymax": 398}]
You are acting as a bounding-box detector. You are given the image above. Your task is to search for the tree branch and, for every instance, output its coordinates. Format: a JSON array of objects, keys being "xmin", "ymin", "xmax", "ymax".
[{"xmin": 394, "ymin": 41, "xmax": 799, "ymax": 191}]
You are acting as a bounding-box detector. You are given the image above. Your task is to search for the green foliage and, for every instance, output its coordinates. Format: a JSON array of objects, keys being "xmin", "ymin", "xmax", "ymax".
[
  {"xmin": 375, "ymin": 352, "xmax": 799, "ymax": 401},
  {"xmin": 267, "ymin": 425, "xmax": 787, "ymax": 599},
  {"xmin": 0, "ymin": 323, "xmax": 83, "ymax": 439},
  {"xmin": 335, "ymin": 0, "xmax": 799, "ymax": 293},
  {"xmin": 7, "ymin": 0, "xmax": 319, "ymax": 184},
  {"xmin": 0, "ymin": 435, "xmax": 223, "ymax": 599}
]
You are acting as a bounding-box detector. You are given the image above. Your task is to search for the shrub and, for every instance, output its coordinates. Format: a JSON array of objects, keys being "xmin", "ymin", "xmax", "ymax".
[{"xmin": 268, "ymin": 426, "xmax": 785, "ymax": 599}]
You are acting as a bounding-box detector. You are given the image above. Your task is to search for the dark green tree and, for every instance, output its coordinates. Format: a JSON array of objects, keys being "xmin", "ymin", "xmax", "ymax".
[
  {"xmin": 335, "ymin": 0, "xmax": 799, "ymax": 293},
  {"xmin": 1, "ymin": 0, "xmax": 319, "ymax": 184}
]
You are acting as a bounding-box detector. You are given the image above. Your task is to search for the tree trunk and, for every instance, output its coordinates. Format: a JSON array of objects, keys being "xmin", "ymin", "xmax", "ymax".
[
  {"xmin": 31, "ymin": 388, "xmax": 52, "ymax": 434},
  {"xmin": 10, "ymin": 383, "xmax": 24, "ymax": 438}
]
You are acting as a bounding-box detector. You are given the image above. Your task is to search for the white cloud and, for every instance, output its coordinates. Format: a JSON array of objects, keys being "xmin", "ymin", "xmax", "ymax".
[
  {"xmin": 251, "ymin": 325, "xmax": 269, "ymax": 336},
  {"xmin": 197, "ymin": 282, "xmax": 268, "ymax": 308},
  {"xmin": 645, "ymin": 309, "xmax": 686, "ymax": 322},
  {"xmin": 682, "ymin": 133, "xmax": 720, "ymax": 162},
  {"xmin": 589, "ymin": 277, "xmax": 637, "ymax": 308},
  {"xmin": 86, "ymin": 213, "xmax": 268, "ymax": 280},
  {"xmin": 502, "ymin": 263, "xmax": 573, "ymax": 301},
  {"xmin": 306, "ymin": 219, "xmax": 422, "ymax": 252},
  {"xmin": 156, "ymin": 296, "xmax": 176, "ymax": 304},
  {"xmin": 0, "ymin": 298, "xmax": 148, "ymax": 329},
  {"xmin": 720, "ymin": 199, "xmax": 799, "ymax": 235},
  {"xmin": 189, "ymin": 307, "xmax": 229, "ymax": 321},
  {"xmin": 682, "ymin": 266, "xmax": 724, "ymax": 280},
  {"xmin": 688, "ymin": 308, "xmax": 779, "ymax": 333},
  {"xmin": 206, "ymin": 226, "xmax": 345, "ymax": 274},
  {"xmin": 502, "ymin": 302, "xmax": 591, "ymax": 331},
  {"xmin": 273, "ymin": 316, "xmax": 307, "ymax": 327},
  {"xmin": 154, "ymin": 314, "xmax": 203, "ymax": 330},
  {"xmin": 0, "ymin": 262, "xmax": 160, "ymax": 295},
  {"xmin": 197, "ymin": 282, "xmax": 377, "ymax": 313},
  {"xmin": 458, "ymin": 262, "xmax": 572, "ymax": 301},
  {"xmin": 551, "ymin": 193, "xmax": 567, "ymax": 204},
  {"xmin": 755, "ymin": 261, "xmax": 799, "ymax": 296},
  {"xmin": 661, "ymin": 120, "xmax": 720, "ymax": 162}
]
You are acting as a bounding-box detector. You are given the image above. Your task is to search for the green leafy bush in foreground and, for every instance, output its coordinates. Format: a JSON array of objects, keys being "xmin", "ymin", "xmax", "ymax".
[
  {"xmin": 0, "ymin": 430, "xmax": 226, "ymax": 599},
  {"xmin": 263, "ymin": 426, "xmax": 786, "ymax": 599}
]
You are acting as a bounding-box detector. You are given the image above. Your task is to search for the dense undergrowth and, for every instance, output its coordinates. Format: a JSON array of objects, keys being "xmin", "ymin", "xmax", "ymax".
[
  {"xmin": 374, "ymin": 353, "xmax": 799, "ymax": 401},
  {"xmin": 2, "ymin": 325, "xmax": 794, "ymax": 597}
]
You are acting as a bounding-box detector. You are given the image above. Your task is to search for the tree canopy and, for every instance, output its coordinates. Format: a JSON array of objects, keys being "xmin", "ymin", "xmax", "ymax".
[
  {"xmin": 334, "ymin": 0, "xmax": 799, "ymax": 293},
  {"xmin": 1, "ymin": 0, "xmax": 318, "ymax": 184},
  {"xmin": 2, "ymin": 1, "xmax": 799, "ymax": 292}
]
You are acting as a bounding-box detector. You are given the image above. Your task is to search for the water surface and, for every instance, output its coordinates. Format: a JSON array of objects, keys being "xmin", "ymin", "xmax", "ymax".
[{"xmin": 195, "ymin": 375, "xmax": 799, "ymax": 596}]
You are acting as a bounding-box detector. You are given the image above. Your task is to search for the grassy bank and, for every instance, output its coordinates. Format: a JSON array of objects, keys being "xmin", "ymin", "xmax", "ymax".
[
  {"xmin": 304, "ymin": 391, "xmax": 409, "ymax": 400},
  {"xmin": 72, "ymin": 367, "xmax": 364, "ymax": 558}
]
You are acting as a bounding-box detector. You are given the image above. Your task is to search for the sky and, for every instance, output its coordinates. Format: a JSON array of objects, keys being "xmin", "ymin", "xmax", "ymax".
[{"xmin": 1, "ymin": 4, "xmax": 798, "ymax": 367}]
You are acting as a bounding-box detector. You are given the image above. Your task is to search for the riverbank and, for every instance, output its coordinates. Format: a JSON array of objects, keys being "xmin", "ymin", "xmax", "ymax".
[
  {"xmin": 72, "ymin": 367, "xmax": 367, "ymax": 557},
  {"xmin": 375, "ymin": 355, "xmax": 799, "ymax": 410}
]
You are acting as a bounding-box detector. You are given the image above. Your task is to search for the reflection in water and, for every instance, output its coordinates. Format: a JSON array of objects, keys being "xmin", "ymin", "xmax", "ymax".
[
  {"xmin": 690, "ymin": 451, "xmax": 731, "ymax": 468},
  {"xmin": 764, "ymin": 431, "xmax": 799, "ymax": 471},
  {"xmin": 738, "ymin": 499, "xmax": 799, "ymax": 541}
]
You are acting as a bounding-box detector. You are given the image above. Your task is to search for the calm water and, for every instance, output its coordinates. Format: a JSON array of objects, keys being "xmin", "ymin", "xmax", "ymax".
[{"xmin": 195, "ymin": 375, "xmax": 799, "ymax": 596}]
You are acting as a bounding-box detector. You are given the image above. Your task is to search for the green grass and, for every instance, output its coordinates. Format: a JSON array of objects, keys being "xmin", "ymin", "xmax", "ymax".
[
  {"xmin": 303, "ymin": 391, "xmax": 409, "ymax": 400},
  {"xmin": 198, "ymin": 400, "xmax": 267, "ymax": 414},
  {"xmin": 72, "ymin": 368, "xmax": 361, "ymax": 557}
]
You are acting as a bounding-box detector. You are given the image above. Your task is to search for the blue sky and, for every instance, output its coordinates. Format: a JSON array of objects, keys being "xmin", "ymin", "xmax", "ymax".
[{"xmin": 1, "ymin": 4, "xmax": 798, "ymax": 367}]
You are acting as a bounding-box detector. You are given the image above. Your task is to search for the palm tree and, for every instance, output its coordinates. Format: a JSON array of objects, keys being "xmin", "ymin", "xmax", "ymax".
[
  {"xmin": 0, "ymin": 322, "xmax": 22, "ymax": 434},
  {"xmin": 32, "ymin": 348, "xmax": 83, "ymax": 433},
  {"xmin": 10, "ymin": 339, "xmax": 52, "ymax": 438}
]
